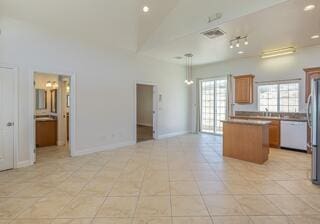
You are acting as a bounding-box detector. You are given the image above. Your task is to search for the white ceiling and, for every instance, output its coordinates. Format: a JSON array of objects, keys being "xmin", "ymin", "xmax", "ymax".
[
  {"xmin": 140, "ymin": 0, "xmax": 320, "ymax": 65},
  {"xmin": 1, "ymin": 0, "xmax": 320, "ymax": 65}
]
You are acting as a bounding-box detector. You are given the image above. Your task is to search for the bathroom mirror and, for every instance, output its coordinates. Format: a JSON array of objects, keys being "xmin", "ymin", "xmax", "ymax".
[
  {"xmin": 35, "ymin": 89, "xmax": 47, "ymax": 110},
  {"xmin": 51, "ymin": 89, "xmax": 57, "ymax": 113}
]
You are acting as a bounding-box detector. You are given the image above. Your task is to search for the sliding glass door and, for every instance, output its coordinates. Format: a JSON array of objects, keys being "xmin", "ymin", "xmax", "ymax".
[{"xmin": 200, "ymin": 78, "xmax": 227, "ymax": 134}]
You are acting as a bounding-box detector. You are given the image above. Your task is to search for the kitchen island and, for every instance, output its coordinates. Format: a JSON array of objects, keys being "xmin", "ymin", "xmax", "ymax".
[{"xmin": 222, "ymin": 119, "xmax": 271, "ymax": 164}]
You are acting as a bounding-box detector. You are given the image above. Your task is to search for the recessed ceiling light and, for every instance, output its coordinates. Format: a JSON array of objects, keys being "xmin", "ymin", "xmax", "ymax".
[
  {"xmin": 143, "ymin": 6, "xmax": 150, "ymax": 12},
  {"xmin": 238, "ymin": 51, "xmax": 244, "ymax": 54},
  {"xmin": 311, "ymin": 34, "xmax": 320, "ymax": 39},
  {"xmin": 304, "ymin": 5, "xmax": 315, "ymax": 11}
]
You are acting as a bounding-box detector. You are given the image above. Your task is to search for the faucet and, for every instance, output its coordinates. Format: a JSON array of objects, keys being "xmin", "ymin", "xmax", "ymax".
[{"xmin": 265, "ymin": 108, "xmax": 269, "ymax": 117}]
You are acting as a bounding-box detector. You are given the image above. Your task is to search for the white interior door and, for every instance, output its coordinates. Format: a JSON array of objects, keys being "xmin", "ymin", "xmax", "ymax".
[{"xmin": 0, "ymin": 67, "xmax": 15, "ymax": 171}]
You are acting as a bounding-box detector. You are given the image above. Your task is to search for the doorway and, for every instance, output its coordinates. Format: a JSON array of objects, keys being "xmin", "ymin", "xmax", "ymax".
[
  {"xmin": 0, "ymin": 66, "xmax": 17, "ymax": 171},
  {"xmin": 33, "ymin": 72, "xmax": 72, "ymax": 163},
  {"xmin": 136, "ymin": 83, "xmax": 157, "ymax": 142},
  {"xmin": 199, "ymin": 78, "xmax": 227, "ymax": 135}
]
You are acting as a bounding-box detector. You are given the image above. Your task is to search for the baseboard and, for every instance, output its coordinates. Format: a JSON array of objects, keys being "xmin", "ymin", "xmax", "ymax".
[
  {"xmin": 16, "ymin": 160, "xmax": 33, "ymax": 168},
  {"xmin": 157, "ymin": 131, "xmax": 190, "ymax": 139},
  {"xmin": 57, "ymin": 140, "xmax": 67, "ymax": 146},
  {"xmin": 72, "ymin": 141, "xmax": 136, "ymax": 157}
]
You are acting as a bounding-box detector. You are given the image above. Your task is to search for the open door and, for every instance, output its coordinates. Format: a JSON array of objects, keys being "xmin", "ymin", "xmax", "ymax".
[{"xmin": 136, "ymin": 84, "xmax": 157, "ymax": 142}]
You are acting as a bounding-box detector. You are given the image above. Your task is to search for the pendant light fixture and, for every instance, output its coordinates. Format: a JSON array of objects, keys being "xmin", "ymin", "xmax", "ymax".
[
  {"xmin": 46, "ymin": 81, "xmax": 52, "ymax": 88},
  {"xmin": 52, "ymin": 81, "xmax": 58, "ymax": 89},
  {"xmin": 184, "ymin": 53, "xmax": 194, "ymax": 85}
]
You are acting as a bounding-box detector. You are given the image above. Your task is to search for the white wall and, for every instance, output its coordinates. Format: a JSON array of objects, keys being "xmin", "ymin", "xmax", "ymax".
[
  {"xmin": 137, "ymin": 84, "xmax": 153, "ymax": 127},
  {"xmin": 0, "ymin": 17, "xmax": 190, "ymax": 165},
  {"xmin": 192, "ymin": 45, "xmax": 320, "ymax": 131}
]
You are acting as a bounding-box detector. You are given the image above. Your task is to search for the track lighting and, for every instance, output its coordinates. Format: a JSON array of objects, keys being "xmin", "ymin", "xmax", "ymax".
[
  {"xmin": 229, "ymin": 36, "xmax": 248, "ymax": 49},
  {"xmin": 236, "ymin": 40, "xmax": 240, "ymax": 48},
  {"xmin": 244, "ymin": 37, "xmax": 249, "ymax": 45}
]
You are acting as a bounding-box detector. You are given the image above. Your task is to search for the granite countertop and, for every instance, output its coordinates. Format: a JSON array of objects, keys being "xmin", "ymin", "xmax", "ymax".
[
  {"xmin": 230, "ymin": 115, "xmax": 307, "ymax": 122},
  {"xmin": 222, "ymin": 119, "xmax": 272, "ymax": 126}
]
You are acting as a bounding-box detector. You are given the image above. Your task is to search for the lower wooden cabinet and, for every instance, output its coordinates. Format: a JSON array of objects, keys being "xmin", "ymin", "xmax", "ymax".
[
  {"xmin": 232, "ymin": 116, "xmax": 280, "ymax": 148},
  {"xmin": 269, "ymin": 120, "xmax": 280, "ymax": 148},
  {"xmin": 36, "ymin": 120, "xmax": 57, "ymax": 147}
]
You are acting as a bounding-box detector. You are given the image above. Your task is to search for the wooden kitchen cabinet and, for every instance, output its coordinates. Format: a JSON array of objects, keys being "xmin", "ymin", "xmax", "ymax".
[
  {"xmin": 269, "ymin": 120, "xmax": 280, "ymax": 148},
  {"xmin": 304, "ymin": 67, "xmax": 320, "ymax": 102},
  {"xmin": 231, "ymin": 116, "xmax": 280, "ymax": 148},
  {"xmin": 234, "ymin": 75, "xmax": 254, "ymax": 104}
]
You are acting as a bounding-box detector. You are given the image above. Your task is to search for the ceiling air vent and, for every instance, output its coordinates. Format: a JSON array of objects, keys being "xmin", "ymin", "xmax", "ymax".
[{"xmin": 202, "ymin": 28, "xmax": 225, "ymax": 39}]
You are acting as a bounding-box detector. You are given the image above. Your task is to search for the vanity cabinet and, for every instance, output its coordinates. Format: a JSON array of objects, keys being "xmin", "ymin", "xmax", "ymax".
[
  {"xmin": 234, "ymin": 75, "xmax": 254, "ymax": 104},
  {"xmin": 36, "ymin": 119, "xmax": 57, "ymax": 147}
]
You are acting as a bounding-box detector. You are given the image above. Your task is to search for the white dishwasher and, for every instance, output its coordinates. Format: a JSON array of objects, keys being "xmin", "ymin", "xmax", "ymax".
[{"xmin": 280, "ymin": 121, "xmax": 307, "ymax": 151}]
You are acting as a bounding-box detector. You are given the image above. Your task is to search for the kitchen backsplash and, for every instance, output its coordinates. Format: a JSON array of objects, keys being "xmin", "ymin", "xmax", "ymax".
[{"xmin": 235, "ymin": 111, "xmax": 307, "ymax": 120}]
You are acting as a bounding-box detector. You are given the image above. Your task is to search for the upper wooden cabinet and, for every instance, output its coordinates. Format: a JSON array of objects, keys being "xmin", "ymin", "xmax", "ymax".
[
  {"xmin": 234, "ymin": 74, "xmax": 254, "ymax": 104},
  {"xmin": 304, "ymin": 67, "xmax": 320, "ymax": 102}
]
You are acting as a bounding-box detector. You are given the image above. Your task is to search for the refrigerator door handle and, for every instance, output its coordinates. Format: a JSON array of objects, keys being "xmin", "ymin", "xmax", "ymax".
[{"xmin": 307, "ymin": 94, "xmax": 312, "ymax": 128}]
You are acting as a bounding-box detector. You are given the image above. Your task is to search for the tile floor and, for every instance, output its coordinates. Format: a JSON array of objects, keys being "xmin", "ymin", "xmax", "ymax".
[{"xmin": 0, "ymin": 134, "xmax": 320, "ymax": 224}]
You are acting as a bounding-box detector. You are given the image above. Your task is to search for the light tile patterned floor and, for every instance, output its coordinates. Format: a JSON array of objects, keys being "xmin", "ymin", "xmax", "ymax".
[{"xmin": 0, "ymin": 134, "xmax": 320, "ymax": 224}]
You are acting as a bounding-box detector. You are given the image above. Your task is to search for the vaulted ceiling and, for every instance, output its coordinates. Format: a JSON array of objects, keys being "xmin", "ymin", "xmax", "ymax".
[{"xmin": 1, "ymin": 0, "xmax": 319, "ymax": 65}]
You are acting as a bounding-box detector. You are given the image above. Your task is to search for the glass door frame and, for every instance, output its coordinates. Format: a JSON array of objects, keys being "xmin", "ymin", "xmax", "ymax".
[{"xmin": 198, "ymin": 76, "xmax": 228, "ymax": 135}]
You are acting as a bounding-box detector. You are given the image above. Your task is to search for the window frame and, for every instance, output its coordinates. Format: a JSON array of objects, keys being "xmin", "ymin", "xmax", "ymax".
[{"xmin": 257, "ymin": 81, "xmax": 300, "ymax": 113}]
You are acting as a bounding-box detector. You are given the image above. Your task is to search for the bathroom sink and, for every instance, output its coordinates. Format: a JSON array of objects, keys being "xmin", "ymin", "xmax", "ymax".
[{"xmin": 36, "ymin": 117, "xmax": 55, "ymax": 121}]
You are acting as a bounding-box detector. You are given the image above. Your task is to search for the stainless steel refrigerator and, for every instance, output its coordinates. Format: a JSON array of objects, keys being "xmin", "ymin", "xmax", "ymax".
[{"xmin": 307, "ymin": 78, "xmax": 320, "ymax": 185}]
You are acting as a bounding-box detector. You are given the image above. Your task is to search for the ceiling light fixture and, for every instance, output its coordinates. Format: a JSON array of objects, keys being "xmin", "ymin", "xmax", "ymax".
[
  {"xmin": 143, "ymin": 6, "xmax": 150, "ymax": 12},
  {"xmin": 46, "ymin": 81, "xmax": 52, "ymax": 88},
  {"xmin": 184, "ymin": 53, "xmax": 194, "ymax": 85},
  {"xmin": 238, "ymin": 51, "xmax": 244, "ymax": 54},
  {"xmin": 230, "ymin": 36, "xmax": 248, "ymax": 49},
  {"xmin": 261, "ymin": 47, "xmax": 296, "ymax": 59},
  {"xmin": 244, "ymin": 37, "xmax": 249, "ymax": 45},
  {"xmin": 236, "ymin": 40, "xmax": 240, "ymax": 48},
  {"xmin": 304, "ymin": 4, "xmax": 315, "ymax": 11},
  {"xmin": 52, "ymin": 81, "xmax": 58, "ymax": 89},
  {"xmin": 311, "ymin": 34, "xmax": 320, "ymax": 39}
]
